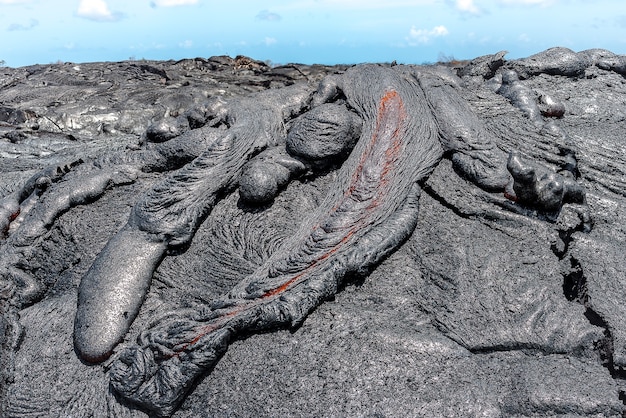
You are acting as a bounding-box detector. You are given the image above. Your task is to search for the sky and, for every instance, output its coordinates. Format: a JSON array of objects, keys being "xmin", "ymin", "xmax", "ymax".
[{"xmin": 0, "ymin": 0, "xmax": 625, "ymax": 68}]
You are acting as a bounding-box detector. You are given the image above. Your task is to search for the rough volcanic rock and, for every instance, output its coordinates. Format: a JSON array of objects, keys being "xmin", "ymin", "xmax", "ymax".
[{"xmin": 1, "ymin": 50, "xmax": 626, "ymax": 417}]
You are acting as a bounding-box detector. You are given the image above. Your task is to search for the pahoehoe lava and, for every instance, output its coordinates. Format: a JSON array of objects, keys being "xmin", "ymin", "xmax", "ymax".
[
  {"xmin": 2, "ymin": 49, "xmax": 626, "ymax": 417},
  {"xmin": 109, "ymin": 65, "xmax": 443, "ymax": 416}
]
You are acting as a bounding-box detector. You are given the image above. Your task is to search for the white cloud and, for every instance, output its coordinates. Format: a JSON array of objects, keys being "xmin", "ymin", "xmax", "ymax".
[
  {"xmin": 518, "ymin": 33, "xmax": 531, "ymax": 42},
  {"xmin": 76, "ymin": 0, "xmax": 123, "ymax": 22},
  {"xmin": 0, "ymin": 0, "xmax": 31, "ymax": 4},
  {"xmin": 282, "ymin": 0, "xmax": 436, "ymax": 11},
  {"xmin": 326, "ymin": 0, "xmax": 433, "ymax": 7},
  {"xmin": 455, "ymin": 0, "xmax": 481, "ymax": 14},
  {"xmin": 256, "ymin": 10, "xmax": 282, "ymax": 21},
  {"xmin": 8, "ymin": 18, "xmax": 38, "ymax": 31},
  {"xmin": 179, "ymin": 40, "xmax": 193, "ymax": 48},
  {"xmin": 151, "ymin": 0, "xmax": 198, "ymax": 6},
  {"xmin": 407, "ymin": 25, "xmax": 449, "ymax": 45},
  {"xmin": 264, "ymin": 37, "xmax": 277, "ymax": 46},
  {"xmin": 499, "ymin": 0, "xmax": 555, "ymax": 5}
]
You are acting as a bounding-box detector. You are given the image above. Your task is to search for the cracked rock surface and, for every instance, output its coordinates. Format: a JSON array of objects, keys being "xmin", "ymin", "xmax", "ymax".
[{"xmin": 2, "ymin": 49, "xmax": 626, "ymax": 416}]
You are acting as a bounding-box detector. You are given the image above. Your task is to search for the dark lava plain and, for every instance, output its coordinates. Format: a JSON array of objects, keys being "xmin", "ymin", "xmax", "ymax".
[{"xmin": 2, "ymin": 50, "xmax": 626, "ymax": 417}]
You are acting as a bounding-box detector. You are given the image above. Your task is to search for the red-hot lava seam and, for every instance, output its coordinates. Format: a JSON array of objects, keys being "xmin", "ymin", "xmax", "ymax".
[
  {"xmin": 1, "ymin": 209, "xmax": 20, "ymax": 237},
  {"xmin": 173, "ymin": 90, "xmax": 406, "ymax": 355}
]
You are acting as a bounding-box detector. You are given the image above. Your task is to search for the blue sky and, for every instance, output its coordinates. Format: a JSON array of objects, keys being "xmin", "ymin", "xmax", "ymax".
[{"xmin": 1, "ymin": 0, "xmax": 625, "ymax": 67}]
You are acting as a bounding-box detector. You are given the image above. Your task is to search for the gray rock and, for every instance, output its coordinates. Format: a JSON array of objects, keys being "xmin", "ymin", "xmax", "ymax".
[
  {"xmin": 1, "ymin": 50, "xmax": 626, "ymax": 417},
  {"xmin": 286, "ymin": 103, "xmax": 362, "ymax": 161}
]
